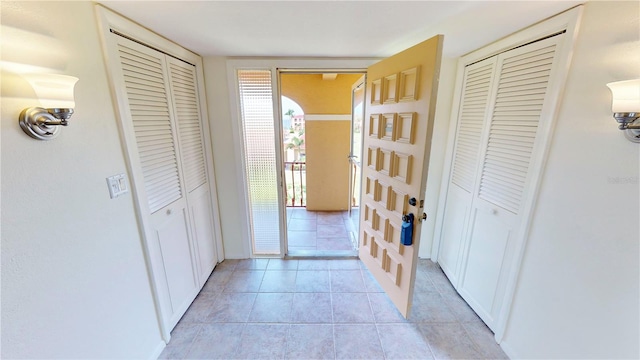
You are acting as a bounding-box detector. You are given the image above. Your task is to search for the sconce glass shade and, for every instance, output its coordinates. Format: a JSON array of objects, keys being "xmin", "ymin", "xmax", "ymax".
[
  {"xmin": 606, "ymin": 79, "xmax": 640, "ymax": 113},
  {"xmin": 22, "ymin": 73, "xmax": 78, "ymax": 109},
  {"xmin": 607, "ymin": 79, "xmax": 640, "ymax": 143}
]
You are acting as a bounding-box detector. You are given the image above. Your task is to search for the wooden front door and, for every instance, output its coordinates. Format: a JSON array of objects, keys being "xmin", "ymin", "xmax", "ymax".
[{"xmin": 359, "ymin": 35, "xmax": 443, "ymax": 318}]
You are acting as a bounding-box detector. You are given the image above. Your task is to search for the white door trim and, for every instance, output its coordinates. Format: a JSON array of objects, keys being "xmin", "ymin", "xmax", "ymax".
[{"xmin": 432, "ymin": 5, "xmax": 583, "ymax": 342}]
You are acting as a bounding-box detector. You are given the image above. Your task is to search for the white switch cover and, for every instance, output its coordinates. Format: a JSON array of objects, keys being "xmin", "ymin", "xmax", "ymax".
[{"xmin": 107, "ymin": 173, "xmax": 129, "ymax": 199}]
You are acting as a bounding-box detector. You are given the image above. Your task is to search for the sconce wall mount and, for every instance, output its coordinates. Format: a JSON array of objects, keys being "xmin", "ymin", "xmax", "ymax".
[
  {"xmin": 607, "ymin": 79, "xmax": 640, "ymax": 143},
  {"xmin": 18, "ymin": 74, "xmax": 78, "ymax": 141},
  {"xmin": 19, "ymin": 107, "xmax": 74, "ymax": 140}
]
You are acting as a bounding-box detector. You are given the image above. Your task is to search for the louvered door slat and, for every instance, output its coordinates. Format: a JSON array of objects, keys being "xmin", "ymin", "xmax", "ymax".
[
  {"xmin": 501, "ymin": 46, "xmax": 555, "ymax": 66},
  {"xmin": 500, "ymin": 57, "xmax": 554, "ymax": 76},
  {"xmin": 488, "ymin": 135, "xmax": 535, "ymax": 149},
  {"xmin": 483, "ymin": 163, "xmax": 527, "ymax": 183},
  {"xmin": 135, "ymin": 134, "xmax": 173, "ymax": 144},
  {"xmin": 118, "ymin": 42, "xmax": 182, "ymax": 213},
  {"xmin": 486, "ymin": 147, "xmax": 533, "ymax": 163},
  {"xmin": 124, "ymin": 83, "xmax": 167, "ymax": 97},
  {"xmin": 149, "ymin": 190, "xmax": 183, "ymax": 212},
  {"xmin": 140, "ymin": 159, "xmax": 179, "ymax": 177},
  {"xmin": 484, "ymin": 155, "xmax": 529, "ymax": 172},
  {"xmin": 168, "ymin": 61, "xmax": 207, "ymax": 193},
  {"xmin": 478, "ymin": 186, "xmax": 521, "ymax": 209},
  {"xmin": 450, "ymin": 60, "xmax": 496, "ymax": 192},
  {"xmin": 477, "ymin": 43, "xmax": 557, "ymax": 214}
]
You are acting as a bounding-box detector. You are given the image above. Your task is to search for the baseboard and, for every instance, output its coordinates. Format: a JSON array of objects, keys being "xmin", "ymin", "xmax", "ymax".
[
  {"xmin": 498, "ymin": 339, "xmax": 517, "ymax": 360},
  {"xmin": 148, "ymin": 340, "xmax": 166, "ymax": 360}
]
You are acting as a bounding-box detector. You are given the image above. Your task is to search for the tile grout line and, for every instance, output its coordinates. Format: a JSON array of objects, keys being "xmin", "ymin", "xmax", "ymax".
[{"xmin": 178, "ymin": 323, "xmax": 203, "ymax": 359}]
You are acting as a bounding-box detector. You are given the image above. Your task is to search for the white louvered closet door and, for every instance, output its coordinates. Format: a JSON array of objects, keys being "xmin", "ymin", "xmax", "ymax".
[
  {"xmin": 167, "ymin": 57, "xmax": 217, "ymax": 287},
  {"xmin": 438, "ymin": 58, "xmax": 497, "ymax": 285},
  {"xmin": 115, "ymin": 35, "xmax": 199, "ymax": 330},
  {"xmin": 458, "ymin": 34, "xmax": 564, "ymax": 330}
]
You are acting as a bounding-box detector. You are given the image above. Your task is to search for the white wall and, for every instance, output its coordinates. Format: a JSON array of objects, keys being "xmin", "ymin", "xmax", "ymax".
[
  {"xmin": 1, "ymin": 2, "xmax": 164, "ymax": 358},
  {"xmin": 418, "ymin": 55, "xmax": 457, "ymax": 259},
  {"xmin": 202, "ymin": 56, "xmax": 247, "ymax": 258},
  {"xmin": 501, "ymin": 1, "xmax": 640, "ymax": 358}
]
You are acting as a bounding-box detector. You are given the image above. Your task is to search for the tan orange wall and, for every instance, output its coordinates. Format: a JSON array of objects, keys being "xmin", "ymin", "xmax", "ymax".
[
  {"xmin": 281, "ymin": 74, "xmax": 362, "ymax": 210},
  {"xmin": 281, "ymin": 74, "xmax": 362, "ymax": 114},
  {"xmin": 304, "ymin": 120, "xmax": 351, "ymax": 210}
]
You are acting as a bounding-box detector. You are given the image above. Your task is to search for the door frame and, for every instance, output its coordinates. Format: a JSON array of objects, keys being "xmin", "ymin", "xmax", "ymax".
[
  {"xmin": 226, "ymin": 59, "xmax": 376, "ymax": 258},
  {"xmin": 96, "ymin": 5, "xmax": 225, "ymax": 342},
  {"xmin": 348, "ymin": 75, "xmax": 367, "ymax": 218},
  {"xmin": 432, "ymin": 6, "xmax": 583, "ymax": 341},
  {"xmin": 278, "ymin": 69, "xmax": 367, "ymax": 255}
]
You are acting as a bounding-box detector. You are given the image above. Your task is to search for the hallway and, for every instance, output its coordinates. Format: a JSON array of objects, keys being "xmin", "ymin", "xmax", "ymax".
[{"xmin": 160, "ymin": 258, "xmax": 507, "ymax": 359}]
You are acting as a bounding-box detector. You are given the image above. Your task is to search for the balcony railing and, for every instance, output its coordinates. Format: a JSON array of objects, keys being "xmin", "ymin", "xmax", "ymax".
[{"xmin": 285, "ymin": 161, "xmax": 306, "ymax": 207}]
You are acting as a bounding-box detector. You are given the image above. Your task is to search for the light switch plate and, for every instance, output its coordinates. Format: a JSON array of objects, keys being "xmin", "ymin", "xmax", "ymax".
[{"xmin": 107, "ymin": 173, "xmax": 129, "ymax": 199}]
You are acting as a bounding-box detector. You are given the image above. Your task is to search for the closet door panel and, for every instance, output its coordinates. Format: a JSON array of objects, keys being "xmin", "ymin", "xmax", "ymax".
[
  {"xmin": 188, "ymin": 185, "xmax": 217, "ymax": 287},
  {"xmin": 167, "ymin": 58, "xmax": 208, "ymax": 193},
  {"xmin": 460, "ymin": 208, "xmax": 511, "ymax": 321},
  {"xmin": 115, "ymin": 35, "xmax": 198, "ymax": 330},
  {"xmin": 167, "ymin": 57, "xmax": 217, "ymax": 284},
  {"xmin": 155, "ymin": 208, "xmax": 198, "ymax": 312},
  {"xmin": 438, "ymin": 186, "xmax": 471, "ymax": 284},
  {"xmin": 439, "ymin": 58, "xmax": 497, "ymax": 283},
  {"xmin": 118, "ymin": 41, "xmax": 183, "ymax": 212},
  {"xmin": 459, "ymin": 35, "xmax": 563, "ymax": 330}
]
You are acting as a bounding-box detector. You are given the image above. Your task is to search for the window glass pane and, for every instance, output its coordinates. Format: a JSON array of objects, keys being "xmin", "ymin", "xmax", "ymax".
[{"xmin": 237, "ymin": 69, "xmax": 281, "ymax": 255}]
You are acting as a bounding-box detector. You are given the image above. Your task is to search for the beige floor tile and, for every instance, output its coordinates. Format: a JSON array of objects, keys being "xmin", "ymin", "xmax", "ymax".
[
  {"xmin": 291, "ymin": 293, "xmax": 332, "ymax": 323},
  {"xmin": 235, "ymin": 324, "xmax": 288, "ymax": 359},
  {"xmin": 378, "ymin": 323, "xmax": 433, "ymax": 359},
  {"xmin": 286, "ymin": 324, "xmax": 334, "ymax": 359},
  {"xmin": 334, "ymin": 324, "xmax": 384, "ymax": 359}
]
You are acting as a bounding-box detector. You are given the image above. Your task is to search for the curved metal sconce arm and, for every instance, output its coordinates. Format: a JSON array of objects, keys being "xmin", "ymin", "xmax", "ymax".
[{"xmin": 19, "ymin": 107, "xmax": 74, "ymax": 140}]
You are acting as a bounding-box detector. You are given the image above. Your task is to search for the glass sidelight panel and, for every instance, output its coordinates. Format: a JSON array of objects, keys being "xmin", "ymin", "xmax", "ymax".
[{"xmin": 237, "ymin": 70, "xmax": 281, "ymax": 255}]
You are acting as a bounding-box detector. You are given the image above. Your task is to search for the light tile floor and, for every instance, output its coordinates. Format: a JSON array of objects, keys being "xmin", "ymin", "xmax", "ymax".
[
  {"xmin": 287, "ymin": 209, "xmax": 357, "ymax": 253},
  {"xmin": 160, "ymin": 258, "xmax": 508, "ymax": 359}
]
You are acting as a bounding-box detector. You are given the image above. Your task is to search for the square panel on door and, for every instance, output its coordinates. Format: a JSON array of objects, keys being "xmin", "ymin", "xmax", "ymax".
[
  {"xmin": 392, "ymin": 152, "xmax": 412, "ymax": 184},
  {"xmin": 384, "ymin": 219, "xmax": 404, "ymax": 255},
  {"xmin": 376, "ymin": 181, "xmax": 392, "ymax": 209},
  {"xmin": 368, "ymin": 147, "xmax": 380, "ymax": 171},
  {"xmin": 396, "ymin": 112, "xmax": 416, "ymax": 144},
  {"xmin": 365, "ymin": 176, "xmax": 379, "ymax": 201},
  {"xmin": 384, "ymin": 251, "xmax": 403, "ymax": 286},
  {"xmin": 379, "ymin": 149, "xmax": 394, "ymax": 176},
  {"xmin": 399, "ymin": 67, "xmax": 420, "ymax": 102},
  {"xmin": 381, "ymin": 113, "xmax": 397, "ymax": 141},
  {"xmin": 371, "ymin": 79, "xmax": 382, "ymax": 105},
  {"xmin": 389, "ymin": 188, "xmax": 409, "ymax": 217},
  {"xmin": 383, "ymin": 73, "xmax": 399, "ymax": 104},
  {"xmin": 369, "ymin": 114, "xmax": 381, "ymax": 139}
]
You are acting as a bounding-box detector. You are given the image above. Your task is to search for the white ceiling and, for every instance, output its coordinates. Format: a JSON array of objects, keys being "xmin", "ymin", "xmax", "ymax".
[{"xmin": 99, "ymin": 1, "xmax": 584, "ymax": 58}]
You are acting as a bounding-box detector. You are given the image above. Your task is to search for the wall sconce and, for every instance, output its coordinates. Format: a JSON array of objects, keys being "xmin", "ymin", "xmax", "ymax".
[
  {"xmin": 19, "ymin": 74, "xmax": 78, "ymax": 140},
  {"xmin": 606, "ymin": 79, "xmax": 640, "ymax": 143}
]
